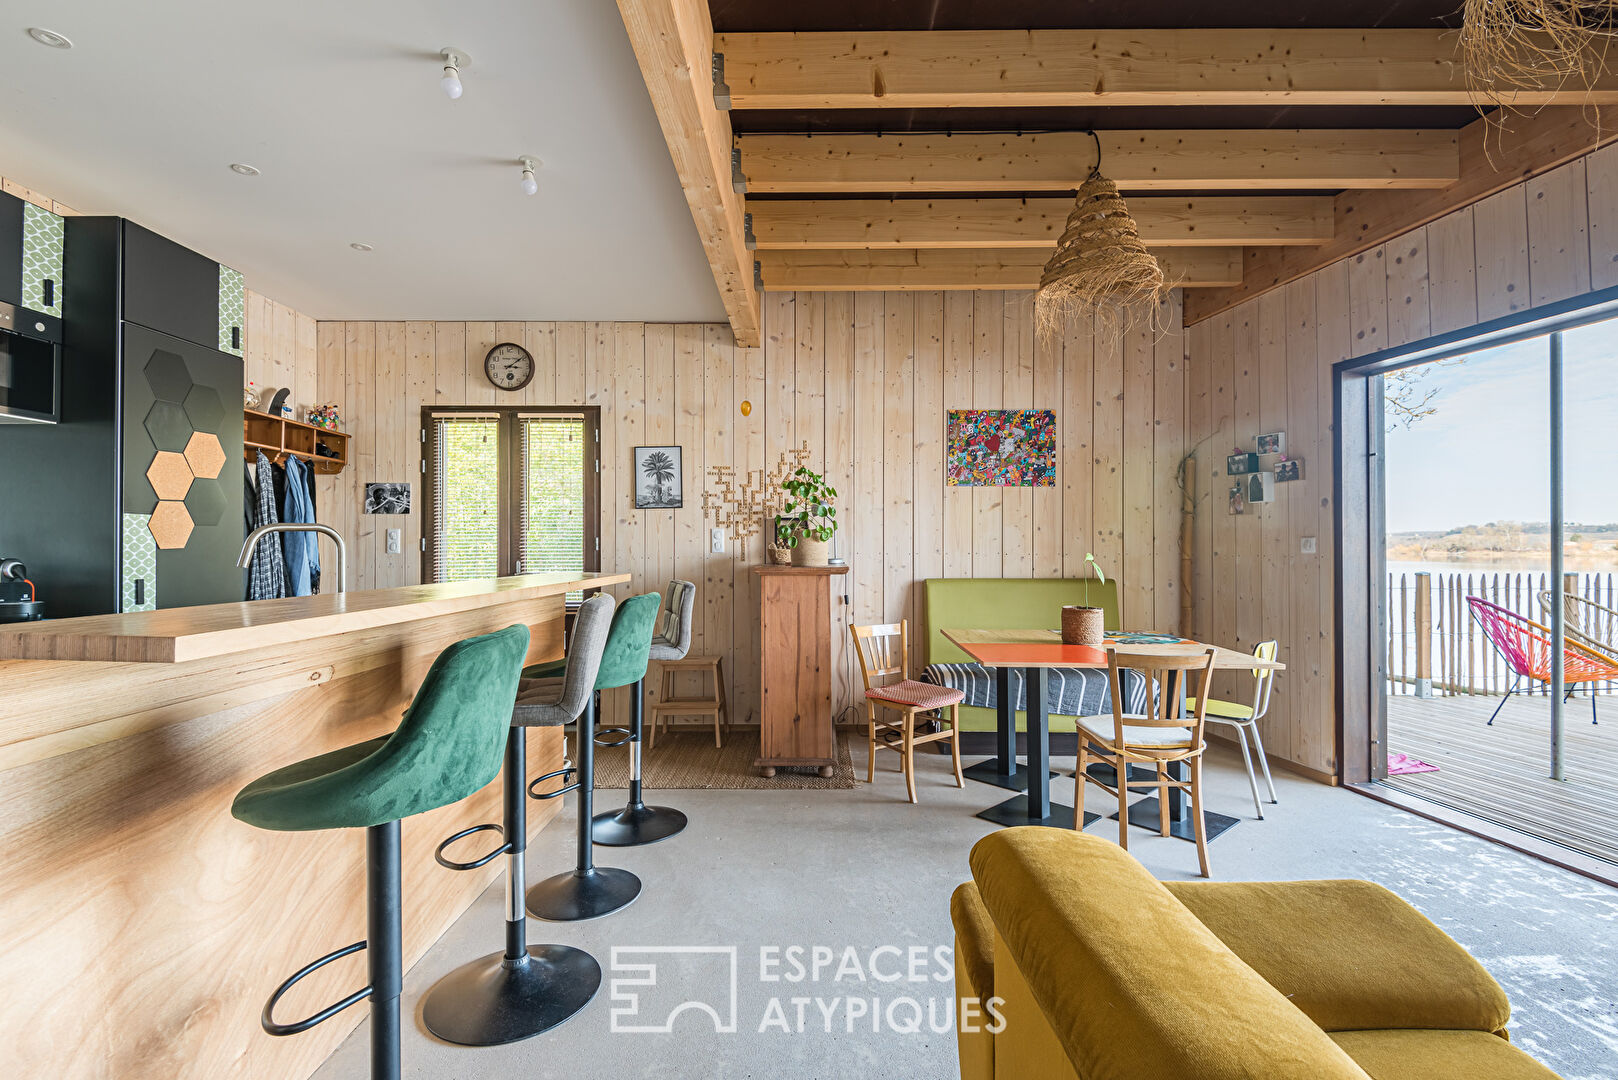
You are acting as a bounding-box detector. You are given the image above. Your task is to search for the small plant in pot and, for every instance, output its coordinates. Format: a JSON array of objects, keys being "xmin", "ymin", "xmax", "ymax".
[
  {"xmin": 1061, "ymin": 553, "xmax": 1108, "ymax": 646},
  {"xmin": 767, "ymin": 516, "xmax": 796, "ymax": 565},
  {"xmin": 780, "ymin": 466, "xmax": 837, "ymax": 567}
]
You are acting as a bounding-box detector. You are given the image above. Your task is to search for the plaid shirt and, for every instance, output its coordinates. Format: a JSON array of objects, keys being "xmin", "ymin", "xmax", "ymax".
[{"xmin": 246, "ymin": 451, "xmax": 287, "ymax": 601}]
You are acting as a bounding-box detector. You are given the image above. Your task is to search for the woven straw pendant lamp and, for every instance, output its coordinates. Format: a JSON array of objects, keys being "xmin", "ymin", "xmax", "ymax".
[{"xmin": 1035, "ymin": 131, "xmax": 1166, "ymax": 338}]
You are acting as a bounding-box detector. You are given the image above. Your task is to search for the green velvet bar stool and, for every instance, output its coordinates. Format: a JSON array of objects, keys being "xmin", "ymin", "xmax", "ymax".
[
  {"xmin": 593, "ymin": 579, "xmax": 693, "ymax": 847},
  {"xmin": 231, "ymin": 624, "xmax": 530, "ymax": 1080},
  {"xmin": 526, "ymin": 590, "xmax": 661, "ymax": 921}
]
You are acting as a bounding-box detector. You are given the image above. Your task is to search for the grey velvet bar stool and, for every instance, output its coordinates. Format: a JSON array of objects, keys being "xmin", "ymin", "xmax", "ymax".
[
  {"xmin": 420, "ymin": 595, "xmax": 617, "ymax": 1046},
  {"xmin": 232, "ymin": 625, "xmax": 530, "ymax": 1080},
  {"xmin": 527, "ymin": 590, "xmax": 660, "ymax": 920},
  {"xmin": 592, "ymin": 580, "xmax": 694, "ymax": 847}
]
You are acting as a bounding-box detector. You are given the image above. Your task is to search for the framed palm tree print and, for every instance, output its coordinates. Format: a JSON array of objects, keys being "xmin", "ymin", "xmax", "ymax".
[{"xmin": 633, "ymin": 445, "xmax": 683, "ymax": 509}]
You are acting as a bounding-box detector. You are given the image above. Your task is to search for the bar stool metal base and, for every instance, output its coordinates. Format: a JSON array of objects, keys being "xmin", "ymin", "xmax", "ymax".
[
  {"xmin": 422, "ymin": 945, "xmax": 601, "ymax": 1046},
  {"xmin": 526, "ymin": 866, "xmax": 641, "ymax": 922},
  {"xmin": 591, "ymin": 803, "xmax": 687, "ymax": 846}
]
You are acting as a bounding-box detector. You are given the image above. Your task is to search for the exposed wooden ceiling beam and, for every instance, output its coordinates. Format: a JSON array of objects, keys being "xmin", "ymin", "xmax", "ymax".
[
  {"xmin": 758, "ymin": 247, "xmax": 1243, "ymax": 291},
  {"xmin": 716, "ymin": 29, "xmax": 1618, "ymax": 109},
  {"xmin": 1183, "ymin": 106, "xmax": 1618, "ymax": 323},
  {"xmin": 617, "ymin": 0, "xmax": 761, "ymax": 346},
  {"xmin": 748, "ymin": 196, "xmax": 1333, "ymax": 249},
  {"xmin": 737, "ymin": 130, "xmax": 1458, "ymax": 193}
]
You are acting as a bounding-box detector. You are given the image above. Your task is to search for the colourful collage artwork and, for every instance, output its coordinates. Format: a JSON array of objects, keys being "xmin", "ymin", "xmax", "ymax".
[{"xmin": 945, "ymin": 409, "xmax": 1056, "ymax": 487}]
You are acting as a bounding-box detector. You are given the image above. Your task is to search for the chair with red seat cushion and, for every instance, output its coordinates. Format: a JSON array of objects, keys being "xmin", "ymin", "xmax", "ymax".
[{"xmin": 851, "ymin": 620, "xmax": 965, "ymax": 802}]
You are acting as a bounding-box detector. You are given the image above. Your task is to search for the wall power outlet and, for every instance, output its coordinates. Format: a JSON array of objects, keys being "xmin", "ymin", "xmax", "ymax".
[
  {"xmin": 386, "ymin": 528, "xmax": 401, "ymax": 554},
  {"xmin": 711, "ymin": 528, "xmax": 725, "ymax": 554}
]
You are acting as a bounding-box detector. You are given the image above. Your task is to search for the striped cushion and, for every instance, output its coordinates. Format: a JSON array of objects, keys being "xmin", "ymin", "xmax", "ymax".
[{"xmin": 867, "ymin": 679, "xmax": 966, "ymax": 711}]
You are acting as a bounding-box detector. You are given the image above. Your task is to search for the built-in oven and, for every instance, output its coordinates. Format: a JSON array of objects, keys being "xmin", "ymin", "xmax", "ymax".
[{"xmin": 0, "ymin": 299, "xmax": 61, "ymax": 424}]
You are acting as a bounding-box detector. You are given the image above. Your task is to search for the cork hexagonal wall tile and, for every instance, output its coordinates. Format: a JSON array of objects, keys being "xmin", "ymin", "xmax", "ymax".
[
  {"xmin": 144, "ymin": 350, "xmax": 192, "ymax": 403},
  {"xmin": 183, "ymin": 431, "xmax": 226, "ymax": 479},
  {"xmin": 146, "ymin": 451, "xmax": 194, "ymax": 501},
  {"xmin": 145, "ymin": 400, "xmax": 192, "ymax": 452},
  {"xmin": 148, "ymin": 501, "xmax": 194, "ymax": 549},
  {"xmin": 183, "ymin": 384, "xmax": 225, "ymax": 434}
]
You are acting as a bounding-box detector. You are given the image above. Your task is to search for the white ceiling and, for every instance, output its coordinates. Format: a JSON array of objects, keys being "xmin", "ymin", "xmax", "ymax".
[{"xmin": 0, "ymin": 0, "xmax": 727, "ymax": 322}]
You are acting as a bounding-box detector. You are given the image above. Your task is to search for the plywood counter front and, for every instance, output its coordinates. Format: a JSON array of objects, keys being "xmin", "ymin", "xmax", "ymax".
[{"xmin": 0, "ymin": 572, "xmax": 626, "ymax": 1080}]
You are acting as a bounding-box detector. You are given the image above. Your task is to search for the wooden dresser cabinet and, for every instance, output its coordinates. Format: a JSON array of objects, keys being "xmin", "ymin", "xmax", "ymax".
[{"xmin": 752, "ymin": 564, "xmax": 850, "ymax": 777}]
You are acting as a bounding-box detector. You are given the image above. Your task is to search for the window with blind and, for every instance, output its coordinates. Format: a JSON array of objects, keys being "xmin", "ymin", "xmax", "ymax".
[{"xmin": 423, "ymin": 407, "xmax": 599, "ymax": 589}]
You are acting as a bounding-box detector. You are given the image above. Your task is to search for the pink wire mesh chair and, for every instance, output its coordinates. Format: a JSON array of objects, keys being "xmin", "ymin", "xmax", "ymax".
[{"xmin": 1467, "ymin": 597, "xmax": 1614, "ymax": 726}]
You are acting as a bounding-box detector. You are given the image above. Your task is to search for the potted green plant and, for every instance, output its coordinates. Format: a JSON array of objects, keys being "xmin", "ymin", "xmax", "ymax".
[
  {"xmin": 1061, "ymin": 553, "xmax": 1107, "ymax": 646},
  {"xmin": 780, "ymin": 466, "xmax": 838, "ymax": 567}
]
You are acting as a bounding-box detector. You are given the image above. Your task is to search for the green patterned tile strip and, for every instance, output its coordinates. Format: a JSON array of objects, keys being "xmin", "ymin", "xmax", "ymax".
[
  {"xmin": 121, "ymin": 513, "xmax": 157, "ymax": 612},
  {"xmin": 21, "ymin": 202, "xmax": 64, "ymax": 316},
  {"xmin": 219, "ymin": 264, "xmax": 244, "ymax": 355}
]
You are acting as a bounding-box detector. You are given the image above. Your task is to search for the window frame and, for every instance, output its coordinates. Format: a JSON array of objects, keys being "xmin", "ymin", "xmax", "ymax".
[{"xmin": 419, "ymin": 404, "xmax": 601, "ymax": 588}]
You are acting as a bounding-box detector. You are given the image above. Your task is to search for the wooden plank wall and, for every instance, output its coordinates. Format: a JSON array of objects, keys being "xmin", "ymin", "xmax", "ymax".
[
  {"xmin": 316, "ymin": 290, "xmax": 1188, "ymax": 728},
  {"xmin": 1183, "ymin": 142, "xmax": 1618, "ymax": 779},
  {"xmin": 243, "ymin": 289, "xmax": 318, "ymax": 415}
]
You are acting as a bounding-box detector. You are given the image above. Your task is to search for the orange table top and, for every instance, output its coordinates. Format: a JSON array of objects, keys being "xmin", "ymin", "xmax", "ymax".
[{"xmin": 941, "ymin": 628, "xmax": 1284, "ymax": 671}]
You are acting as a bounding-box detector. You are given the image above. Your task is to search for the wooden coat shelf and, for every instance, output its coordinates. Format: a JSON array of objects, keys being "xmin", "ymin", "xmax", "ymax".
[{"xmin": 243, "ymin": 409, "xmax": 350, "ymax": 475}]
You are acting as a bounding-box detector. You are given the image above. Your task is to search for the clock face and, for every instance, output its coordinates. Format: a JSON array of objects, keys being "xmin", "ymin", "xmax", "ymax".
[{"xmin": 485, "ymin": 342, "xmax": 534, "ymax": 391}]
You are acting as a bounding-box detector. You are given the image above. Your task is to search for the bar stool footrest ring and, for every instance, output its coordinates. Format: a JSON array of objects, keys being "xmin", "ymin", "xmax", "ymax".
[
  {"xmin": 433, "ymin": 822, "xmax": 510, "ymax": 871},
  {"xmin": 262, "ymin": 941, "xmax": 372, "ymax": 1036},
  {"xmin": 593, "ymin": 727, "xmax": 633, "ymax": 748},
  {"xmin": 528, "ymin": 765, "xmax": 580, "ymax": 800}
]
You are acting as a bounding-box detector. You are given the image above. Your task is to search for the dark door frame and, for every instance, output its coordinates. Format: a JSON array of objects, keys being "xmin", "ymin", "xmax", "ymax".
[
  {"xmin": 419, "ymin": 404, "xmax": 601, "ymax": 584},
  {"xmin": 1333, "ymin": 282, "xmax": 1618, "ymax": 785}
]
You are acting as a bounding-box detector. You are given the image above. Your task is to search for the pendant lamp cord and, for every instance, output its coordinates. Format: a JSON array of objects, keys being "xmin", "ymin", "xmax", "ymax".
[{"xmin": 1085, "ymin": 129, "xmax": 1102, "ymax": 180}]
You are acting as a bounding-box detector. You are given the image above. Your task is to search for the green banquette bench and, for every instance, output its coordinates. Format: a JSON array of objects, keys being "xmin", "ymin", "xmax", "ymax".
[{"xmin": 921, "ymin": 578, "xmax": 1120, "ymax": 733}]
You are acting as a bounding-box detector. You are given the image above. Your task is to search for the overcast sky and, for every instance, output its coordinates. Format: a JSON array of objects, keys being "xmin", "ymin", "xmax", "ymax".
[{"xmin": 1382, "ymin": 318, "xmax": 1618, "ymax": 534}]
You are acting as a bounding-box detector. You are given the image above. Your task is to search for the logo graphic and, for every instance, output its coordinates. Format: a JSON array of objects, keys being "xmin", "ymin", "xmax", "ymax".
[{"xmin": 610, "ymin": 946, "xmax": 739, "ymax": 1034}]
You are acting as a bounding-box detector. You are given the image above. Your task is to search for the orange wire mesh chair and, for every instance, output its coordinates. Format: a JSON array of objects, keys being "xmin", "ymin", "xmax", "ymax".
[{"xmin": 1467, "ymin": 597, "xmax": 1615, "ymax": 726}]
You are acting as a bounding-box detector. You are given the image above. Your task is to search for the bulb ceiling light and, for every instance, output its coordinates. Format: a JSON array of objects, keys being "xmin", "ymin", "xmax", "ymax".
[
  {"xmin": 440, "ymin": 47, "xmax": 467, "ymax": 99},
  {"xmin": 518, "ymin": 156, "xmax": 539, "ymax": 196}
]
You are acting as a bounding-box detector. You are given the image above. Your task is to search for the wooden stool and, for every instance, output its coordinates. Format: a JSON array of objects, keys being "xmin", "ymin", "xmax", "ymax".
[{"xmin": 647, "ymin": 656, "xmax": 728, "ymax": 749}]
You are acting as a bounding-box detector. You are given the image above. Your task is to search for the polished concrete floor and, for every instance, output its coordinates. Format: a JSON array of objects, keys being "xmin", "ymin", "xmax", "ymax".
[{"xmin": 312, "ymin": 740, "xmax": 1618, "ymax": 1080}]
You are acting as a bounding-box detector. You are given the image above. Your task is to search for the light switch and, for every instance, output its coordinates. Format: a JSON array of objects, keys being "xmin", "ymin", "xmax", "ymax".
[
  {"xmin": 1300, "ymin": 536, "xmax": 1317, "ymax": 554},
  {"xmin": 711, "ymin": 528, "xmax": 725, "ymax": 554},
  {"xmin": 386, "ymin": 528, "xmax": 401, "ymax": 554}
]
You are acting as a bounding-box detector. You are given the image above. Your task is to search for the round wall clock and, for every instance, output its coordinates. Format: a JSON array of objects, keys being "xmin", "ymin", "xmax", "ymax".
[{"xmin": 484, "ymin": 342, "xmax": 534, "ymax": 391}]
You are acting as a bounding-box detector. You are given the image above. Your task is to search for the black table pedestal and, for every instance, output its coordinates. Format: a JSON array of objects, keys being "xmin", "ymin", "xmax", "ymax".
[
  {"xmin": 977, "ymin": 795, "xmax": 1083, "ymax": 829},
  {"xmin": 1111, "ymin": 798, "xmax": 1241, "ymax": 843}
]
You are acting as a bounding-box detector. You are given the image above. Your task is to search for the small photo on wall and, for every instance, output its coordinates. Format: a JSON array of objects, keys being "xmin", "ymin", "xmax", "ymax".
[
  {"xmin": 1228, "ymin": 484, "xmax": 1246, "ymax": 515},
  {"xmin": 634, "ymin": 446, "xmax": 683, "ymax": 509},
  {"xmin": 364, "ymin": 483, "xmax": 411, "ymax": 515},
  {"xmin": 1226, "ymin": 452, "xmax": 1259, "ymax": 476},
  {"xmin": 1247, "ymin": 472, "xmax": 1276, "ymax": 504},
  {"xmin": 1275, "ymin": 460, "xmax": 1303, "ymax": 483},
  {"xmin": 1256, "ymin": 432, "xmax": 1286, "ymax": 455}
]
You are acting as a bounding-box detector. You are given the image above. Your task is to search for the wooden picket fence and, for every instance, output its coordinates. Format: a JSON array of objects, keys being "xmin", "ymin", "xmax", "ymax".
[{"xmin": 1386, "ymin": 570, "xmax": 1618, "ymax": 697}]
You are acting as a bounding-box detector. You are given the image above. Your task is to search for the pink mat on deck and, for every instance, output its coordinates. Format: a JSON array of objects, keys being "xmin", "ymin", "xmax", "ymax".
[{"xmin": 1387, "ymin": 752, "xmax": 1439, "ymax": 776}]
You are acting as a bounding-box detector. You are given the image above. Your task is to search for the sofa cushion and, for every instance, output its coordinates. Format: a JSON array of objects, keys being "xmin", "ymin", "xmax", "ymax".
[
  {"xmin": 950, "ymin": 882, "xmax": 995, "ymax": 999},
  {"xmin": 924, "ymin": 662, "xmax": 1149, "ymax": 717},
  {"xmin": 1163, "ymin": 880, "xmax": 1511, "ymax": 1036},
  {"xmin": 1328, "ymin": 1030, "xmax": 1559, "ymax": 1080},
  {"xmin": 970, "ymin": 829, "xmax": 1369, "ymax": 1080}
]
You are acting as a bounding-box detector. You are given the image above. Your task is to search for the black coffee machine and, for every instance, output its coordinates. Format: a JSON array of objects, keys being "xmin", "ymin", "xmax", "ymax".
[{"xmin": 0, "ymin": 557, "xmax": 43, "ymax": 621}]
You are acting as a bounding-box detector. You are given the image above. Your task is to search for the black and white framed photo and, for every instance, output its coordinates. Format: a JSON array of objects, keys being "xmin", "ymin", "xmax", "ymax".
[
  {"xmin": 1226, "ymin": 452, "xmax": 1259, "ymax": 476},
  {"xmin": 1246, "ymin": 471, "xmax": 1276, "ymax": 504},
  {"xmin": 1256, "ymin": 431, "xmax": 1286, "ymax": 455},
  {"xmin": 1275, "ymin": 459, "xmax": 1303, "ymax": 483},
  {"xmin": 364, "ymin": 482, "xmax": 411, "ymax": 515},
  {"xmin": 633, "ymin": 446, "xmax": 683, "ymax": 509}
]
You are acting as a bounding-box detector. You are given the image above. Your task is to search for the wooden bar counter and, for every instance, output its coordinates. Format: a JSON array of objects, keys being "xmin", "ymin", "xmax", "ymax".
[{"xmin": 0, "ymin": 572, "xmax": 626, "ymax": 1080}]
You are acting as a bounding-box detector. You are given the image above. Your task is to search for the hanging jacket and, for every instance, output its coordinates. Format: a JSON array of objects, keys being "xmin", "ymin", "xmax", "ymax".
[
  {"xmin": 246, "ymin": 450, "xmax": 287, "ymax": 601},
  {"xmin": 281, "ymin": 456, "xmax": 320, "ymax": 597}
]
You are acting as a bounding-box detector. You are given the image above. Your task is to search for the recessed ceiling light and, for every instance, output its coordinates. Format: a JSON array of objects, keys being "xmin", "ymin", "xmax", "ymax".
[
  {"xmin": 350, "ymin": 242, "xmax": 374, "ymax": 252},
  {"xmin": 229, "ymin": 163, "xmax": 260, "ymax": 177},
  {"xmin": 27, "ymin": 27, "xmax": 73, "ymax": 49}
]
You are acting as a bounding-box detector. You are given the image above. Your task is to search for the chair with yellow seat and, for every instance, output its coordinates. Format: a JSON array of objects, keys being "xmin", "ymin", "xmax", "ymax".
[
  {"xmin": 1190, "ymin": 639, "xmax": 1279, "ymax": 820},
  {"xmin": 850, "ymin": 620, "xmax": 966, "ymax": 803},
  {"xmin": 1074, "ymin": 648, "xmax": 1217, "ymax": 877}
]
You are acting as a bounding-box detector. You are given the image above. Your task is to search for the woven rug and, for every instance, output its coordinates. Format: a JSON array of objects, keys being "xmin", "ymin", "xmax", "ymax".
[{"xmin": 591, "ymin": 728, "xmax": 856, "ymax": 790}]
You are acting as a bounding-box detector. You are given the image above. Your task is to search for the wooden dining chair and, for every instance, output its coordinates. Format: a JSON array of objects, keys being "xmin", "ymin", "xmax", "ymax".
[
  {"xmin": 850, "ymin": 621, "xmax": 966, "ymax": 803},
  {"xmin": 1074, "ymin": 648, "xmax": 1219, "ymax": 877}
]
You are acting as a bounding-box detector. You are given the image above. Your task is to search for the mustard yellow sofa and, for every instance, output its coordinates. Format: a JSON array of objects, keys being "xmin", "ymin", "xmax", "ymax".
[{"xmin": 951, "ymin": 829, "xmax": 1560, "ymax": 1080}]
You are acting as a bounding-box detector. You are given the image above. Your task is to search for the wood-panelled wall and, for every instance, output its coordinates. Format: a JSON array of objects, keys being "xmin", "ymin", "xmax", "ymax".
[
  {"xmin": 1184, "ymin": 141, "xmax": 1618, "ymax": 779},
  {"xmin": 243, "ymin": 290, "xmax": 317, "ymax": 416},
  {"xmin": 313, "ymin": 291, "xmax": 1188, "ymax": 728}
]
